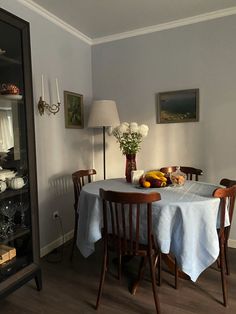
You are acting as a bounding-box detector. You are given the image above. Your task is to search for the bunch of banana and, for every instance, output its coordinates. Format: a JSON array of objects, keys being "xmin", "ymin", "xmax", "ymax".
[{"xmin": 144, "ymin": 170, "xmax": 167, "ymax": 187}]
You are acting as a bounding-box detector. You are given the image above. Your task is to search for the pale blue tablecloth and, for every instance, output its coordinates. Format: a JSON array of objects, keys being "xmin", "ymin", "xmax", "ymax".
[{"xmin": 77, "ymin": 178, "xmax": 228, "ymax": 282}]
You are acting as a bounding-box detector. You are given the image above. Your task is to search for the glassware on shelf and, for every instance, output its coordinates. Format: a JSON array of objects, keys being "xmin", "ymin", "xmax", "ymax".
[
  {"xmin": 17, "ymin": 201, "xmax": 29, "ymax": 229},
  {"xmin": 0, "ymin": 219, "xmax": 8, "ymax": 239},
  {"xmin": 170, "ymin": 166, "xmax": 187, "ymax": 187},
  {"xmin": 0, "ymin": 200, "xmax": 17, "ymax": 234}
]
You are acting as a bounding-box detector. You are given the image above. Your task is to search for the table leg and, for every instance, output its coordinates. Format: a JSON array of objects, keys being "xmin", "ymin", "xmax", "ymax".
[
  {"xmin": 162, "ymin": 254, "xmax": 189, "ymax": 280},
  {"xmin": 131, "ymin": 253, "xmax": 189, "ymax": 296}
]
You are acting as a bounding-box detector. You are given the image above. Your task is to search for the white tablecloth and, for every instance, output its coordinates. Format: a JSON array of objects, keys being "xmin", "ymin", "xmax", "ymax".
[{"xmin": 77, "ymin": 178, "xmax": 228, "ymax": 282}]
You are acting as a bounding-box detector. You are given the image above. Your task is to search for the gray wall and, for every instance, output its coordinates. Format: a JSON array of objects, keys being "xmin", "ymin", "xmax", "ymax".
[
  {"xmin": 1, "ymin": 0, "xmax": 93, "ymax": 253},
  {"xmin": 1, "ymin": 0, "xmax": 236, "ymax": 247},
  {"xmin": 92, "ymin": 16, "xmax": 236, "ymax": 242}
]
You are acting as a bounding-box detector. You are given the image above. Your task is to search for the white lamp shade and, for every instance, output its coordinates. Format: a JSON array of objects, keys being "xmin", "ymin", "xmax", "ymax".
[{"xmin": 88, "ymin": 100, "xmax": 120, "ymax": 127}]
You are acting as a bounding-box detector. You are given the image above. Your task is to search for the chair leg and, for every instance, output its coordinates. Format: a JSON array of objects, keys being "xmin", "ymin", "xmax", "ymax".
[
  {"xmin": 96, "ymin": 244, "xmax": 108, "ymax": 310},
  {"xmin": 70, "ymin": 212, "xmax": 78, "ymax": 261},
  {"xmin": 149, "ymin": 254, "xmax": 161, "ymax": 314},
  {"xmin": 224, "ymin": 243, "xmax": 230, "ymax": 276},
  {"xmin": 117, "ymin": 253, "xmax": 122, "ymax": 280},
  {"xmin": 155, "ymin": 253, "xmax": 161, "ymax": 286},
  {"xmin": 131, "ymin": 256, "xmax": 147, "ymax": 295},
  {"xmin": 106, "ymin": 250, "xmax": 110, "ymax": 272},
  {"xmin": 175, "ymin": 257, "xmax": 178, "ymax": 289},
  {"xmin": 34, "ymin": 269, "xmax": 42, "ymax": 291},
  {"xmin": 219, "ymin": 240, "xmax": 228, "ymax": 307}
]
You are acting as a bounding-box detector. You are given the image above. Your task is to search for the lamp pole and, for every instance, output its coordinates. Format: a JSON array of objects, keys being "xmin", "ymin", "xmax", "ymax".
[{"xmin": 103, "ymin": 126, "xmax": 106, "ymax": 180}]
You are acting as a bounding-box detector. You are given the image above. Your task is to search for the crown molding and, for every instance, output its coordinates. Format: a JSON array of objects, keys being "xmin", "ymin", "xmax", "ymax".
[
  {"xmin": 17, "ymin": 0, "xmax": 92, "ymax": 45},
  {"xmin": 16, "ymin": 1, "xmax": 236, "ymax": 46},
  {"xmin": 93, "ymin": 6, "xmax": 236, "ymax": 45}
]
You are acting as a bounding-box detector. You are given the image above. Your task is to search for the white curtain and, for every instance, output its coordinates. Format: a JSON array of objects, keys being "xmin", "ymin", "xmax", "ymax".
[{"xmin": 0, "ymin": 109, "xmax": 14, "ymax": 152}]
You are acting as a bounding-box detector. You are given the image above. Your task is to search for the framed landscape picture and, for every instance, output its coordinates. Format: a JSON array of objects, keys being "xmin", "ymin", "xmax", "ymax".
[
  {"xmin": 64, "ymin": 91, "xmax": 84, "ymax": 128},
  {"xmin": 157, "ymin": 89, "xmax": 199, "ymax": 124}
]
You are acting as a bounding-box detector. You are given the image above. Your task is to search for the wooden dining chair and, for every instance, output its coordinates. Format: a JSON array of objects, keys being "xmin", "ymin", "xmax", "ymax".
[
  {"xmin": 71, "ymin": 169, "xmax": 96, "ymax": 261},
  {"xmin": 219, "ymin": 179, "xmax": 236, "ymax": 276},
  {"xmin": 96, "ymin": 189, "xmax": 162, "ymax": 313},
  {"xmin": 160, "ymin": 166, "xmax": 203, "ymax": 181},
  {"xmin": 212, "ymin": 184, "xmax": 236, "ymax": 306}
]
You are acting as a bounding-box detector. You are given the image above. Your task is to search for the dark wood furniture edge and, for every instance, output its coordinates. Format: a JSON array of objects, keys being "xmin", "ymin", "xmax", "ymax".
[
  {"xmin": 0, "ymin": 263, "xmax": 42, "ymax": 299},
  {"xmin": 0, "ymin": 8, "xmax": 41, "ymax": 296}
]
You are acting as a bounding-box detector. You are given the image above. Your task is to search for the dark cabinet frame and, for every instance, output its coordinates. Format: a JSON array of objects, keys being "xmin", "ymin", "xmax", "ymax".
[{"xmin": 0, "ymin": 8, "xmax": 42, "ymax": 297}]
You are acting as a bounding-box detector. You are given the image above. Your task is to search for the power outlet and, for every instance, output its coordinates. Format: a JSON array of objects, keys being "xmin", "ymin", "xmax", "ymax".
[{"xmin": 53, "ymin": 211, "xmax": 59, "ymax": 220}]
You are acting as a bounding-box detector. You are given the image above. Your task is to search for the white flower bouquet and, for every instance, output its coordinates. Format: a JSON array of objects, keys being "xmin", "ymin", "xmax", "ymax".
[{"xmin": 112, "ymin": 122, "xmax": 149, "ymax": 155}]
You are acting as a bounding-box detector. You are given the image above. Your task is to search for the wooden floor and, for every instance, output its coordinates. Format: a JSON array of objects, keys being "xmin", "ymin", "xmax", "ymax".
[{"xmin": 1, "ymin": 242, "xmax": 236, "ymax": 314}]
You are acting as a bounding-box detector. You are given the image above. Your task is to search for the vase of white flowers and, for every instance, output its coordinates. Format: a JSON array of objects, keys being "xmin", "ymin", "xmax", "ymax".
[
  {"xmin": 112, "ymin": 122, "xmax": 149, "ymax": 182},
  {"xmin": 124, "ymin": 153, "xmax": 137, "ymax": 183}
]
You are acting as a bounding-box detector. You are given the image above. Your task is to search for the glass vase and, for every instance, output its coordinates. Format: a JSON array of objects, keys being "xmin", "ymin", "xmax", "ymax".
[
  {"xmin": 170, "ymin": 166, "xmax": 187, "ymax": 187},
  {"xmin": 125, "ymin": 154, "xmax": 137, "ymax": 183}
]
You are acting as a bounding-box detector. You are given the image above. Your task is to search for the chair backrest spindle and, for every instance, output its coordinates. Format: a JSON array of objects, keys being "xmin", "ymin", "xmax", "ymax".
[
  {"xmin": 99, "ymin": 189, "xmax": 161, "ymax": 256},
  {"xmin": 72, "ymin": 169, "xmax": 96, "ymax": 211}
]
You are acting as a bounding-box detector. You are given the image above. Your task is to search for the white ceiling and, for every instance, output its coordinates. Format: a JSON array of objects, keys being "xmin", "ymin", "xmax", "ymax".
[{"xmin": 30, "ymin": 0, "xmax": 236, "ymax": 39}]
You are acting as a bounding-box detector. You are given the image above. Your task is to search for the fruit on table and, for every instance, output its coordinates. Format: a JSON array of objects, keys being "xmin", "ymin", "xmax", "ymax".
[
  {"xmin": 145, "ymin": 171, "xmax": 167, "ymax": 187},
  {"xmin": 138, "ymin": 176, "xmax": 151, "ymax": 188},
  {"xmin": 139, "ymin": 175, "xmax": 146, "ymax": 186},
  {"xmin": 142, "ymin": 181, "xmax": 151, "ymax": 188},
  {"xmin": 139, "ymin": 171, "xmax": 168, "ymax": 188},
  {"xmin": 145, "ymin": 170, "xmax": 166, "ymax": 180},
  {"xmin": 146, "ymin": 178, "xmax": 163, "ymax": 188}
]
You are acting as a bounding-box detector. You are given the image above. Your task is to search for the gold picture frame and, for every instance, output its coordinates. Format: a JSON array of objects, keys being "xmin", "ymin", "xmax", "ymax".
[
  {"xmin": 157, "ymin": 89, "xmax": 199, "ymax": 124},
  {"xmin": 64, "ymin": 91, "xmax": 84, "ymax": 128}
]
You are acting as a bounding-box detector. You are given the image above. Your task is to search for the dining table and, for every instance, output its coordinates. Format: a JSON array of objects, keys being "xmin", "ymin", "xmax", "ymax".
[{"xmin": 76, "ymin": 178, "xmax": 230, "ymax": 282}]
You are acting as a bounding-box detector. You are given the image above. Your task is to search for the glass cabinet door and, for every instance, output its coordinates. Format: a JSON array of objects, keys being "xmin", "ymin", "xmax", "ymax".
[{"xmin": 0, "ymin": 18, "xmax": 33, "ymax": 282}]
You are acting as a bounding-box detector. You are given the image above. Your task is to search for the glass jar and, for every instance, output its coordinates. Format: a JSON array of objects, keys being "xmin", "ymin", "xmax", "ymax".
[{"xmin": 170, "ymin": 166, "xmax": 187, "ymax": 187}]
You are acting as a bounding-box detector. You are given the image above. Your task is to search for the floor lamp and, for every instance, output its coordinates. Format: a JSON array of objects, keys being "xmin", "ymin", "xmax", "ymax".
[{"xmin": 88, "ymin": 100, "xmax": 120, "ymax": 179}]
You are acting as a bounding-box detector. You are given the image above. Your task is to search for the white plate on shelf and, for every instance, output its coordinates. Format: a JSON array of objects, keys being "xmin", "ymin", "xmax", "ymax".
[{"xmin": 0, "ymin": 94, "xmax": 22, "ymax": 100}]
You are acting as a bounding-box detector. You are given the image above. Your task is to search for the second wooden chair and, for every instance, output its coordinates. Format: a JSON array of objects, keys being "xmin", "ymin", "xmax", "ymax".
[
  {"xmin": 174, "ymin": 183, "xmax": 236, "ymax": 306},
  {"xmin": 212, "ymin": 184, "xmax": 236, "ymax": 306},
  {"xmin": 219, "ymin": 178, "xmax": 236, "ymax": 276},
  {"xmin": 71, "ymin": 169, "xmax": 96, "ymax": 261}
]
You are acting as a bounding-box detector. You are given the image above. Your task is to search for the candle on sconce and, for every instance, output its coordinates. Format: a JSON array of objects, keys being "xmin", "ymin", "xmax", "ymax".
[
  {"xmin": 41, "ymin": 74, "xmax": 44, "ymax": 101},
  {"xmin": 38, "ymin": 76, "xmax": 60, "ymax": 115},
  {"xmin": 55, "ymin": 78, "xmax": 60, "ymax": 103}
]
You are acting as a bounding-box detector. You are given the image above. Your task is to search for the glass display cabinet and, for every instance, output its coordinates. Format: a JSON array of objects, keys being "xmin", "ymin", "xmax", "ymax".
[{"xmin": 0, "ymin": 9, "xmax": 41, "ymax": 297}]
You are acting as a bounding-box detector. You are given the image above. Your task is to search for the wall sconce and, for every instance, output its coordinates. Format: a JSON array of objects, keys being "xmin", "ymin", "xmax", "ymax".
[{"xmin": 38, "ymin": 75, "xmax": 61, "ymax": 115}]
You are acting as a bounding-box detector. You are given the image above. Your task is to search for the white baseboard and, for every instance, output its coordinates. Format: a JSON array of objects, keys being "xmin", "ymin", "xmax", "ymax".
[
  {"xmin": 40, "ymin": 232, "xmax": 236, "ymax": 257},
  {"xmin": 40, "ymin": 230, "xmax": 74, "ymax": 257},
  {"xmin": 228, "ymin": 239, "xmax": 236, "ymax": 248}
]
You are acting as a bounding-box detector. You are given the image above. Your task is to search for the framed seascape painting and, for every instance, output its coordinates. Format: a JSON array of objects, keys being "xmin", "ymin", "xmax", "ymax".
[
  {"xmin": 64, "ymin": 91, "xmax": 84, "ymax": 128},
  {"xmin": 157, "ymin": 89, "xmax": 199, "ymax": 124}
]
